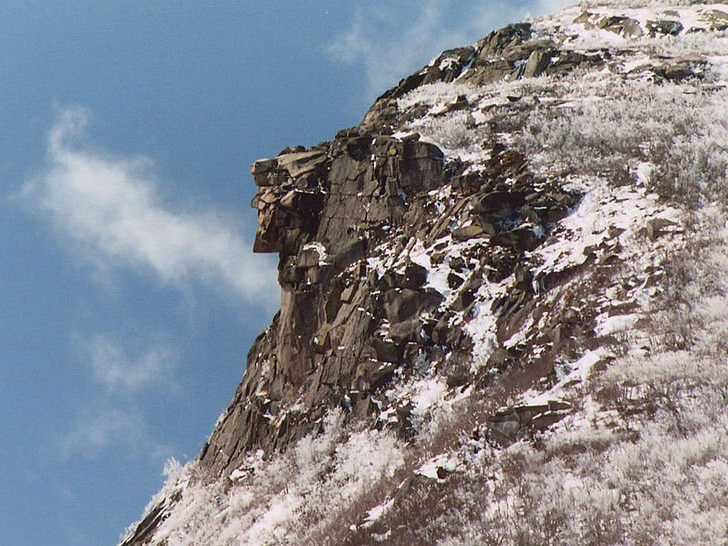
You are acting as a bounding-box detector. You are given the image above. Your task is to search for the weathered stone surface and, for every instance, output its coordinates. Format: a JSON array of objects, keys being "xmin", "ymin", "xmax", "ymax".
[
  {"xmin": 475, "ymin": 23, "xmax": 533, "ymax": 60},
  {"xmin": 573, "ymin": 11, "xmax": 597, "ymax": 26},
  {"xmin": 523, "ymin": 48, "xmax": 554, "ymax": 78},
  {"xmin": 389, "ymin": 319, "xmax": 423, "ymax": 344},
  {"xmin": 447, "ymin": 272, "xmax": 465, "ymax": 290},
  {"xmin": 120, "ymin": 8, "xmax": 715, "ymax": 544},
  {"xmin": 199, "ymin": 120, "xmax": 576, "ymax": 476},
  {"xmin": 452, "ymin": 224, "xmax": 487, "ymax": 241},
  {"xmin": 646, "ymin": 19, "xmax": 684, "ymax": 36},
  {"xmin": 646, "ymin": 217, "xmax": 680, "ymax": 241},
  {"xmin": 361, "ymin": 47, "xmax": 475, "ymax": 129},
  {"xmin": 383, "ymin": 288, "xmax": 442, "ymax": 323},
  {"xmin": 487, "ymin": 400, "xmax": 572, "ymax": 443},
  {"xmin": 192, "ymin": 128, "xmax": 454, "ymax": 478},
  {"xmin": 701, "ymin": 9, "xmax": 728, "ymax": 31},
  {"xmin": 492, "ymin": 225, "xmax": 544, "ymax": 252},
  {"xmin": 474, "ymin": 191, "xmax": 525, "ymax": 214},
  {"xmin": 598, "ymin": 15, "xmax": 644, "ymax": 38},
  {"xmin": 432, "ymin": 94, "xmax": 469, "ymax": 116}
]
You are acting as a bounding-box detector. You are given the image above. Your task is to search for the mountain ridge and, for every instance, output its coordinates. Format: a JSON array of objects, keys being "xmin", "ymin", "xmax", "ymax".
[{"xmin": 121, "ymin": 2, "xmax": 728, "ymax": 544}]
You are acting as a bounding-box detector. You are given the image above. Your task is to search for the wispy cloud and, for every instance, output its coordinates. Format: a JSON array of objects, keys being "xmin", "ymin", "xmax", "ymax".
[
  {"xmin": 329, "ymin": 1, "xmax": 466, "ymax": 98},
  {"xmin": 61, "ymin": 404, "xmax": 171, "ymax": 461},
  {"xmin": 59, "ymin": 334, "xmax": 178, "ymax": 461},
  {"xmin": 328, "ymin": 0, "xmax": 577, "ymax": 100},
  {"xmin": 75, "ymin": 334, "xmax": 177, "ymax": 394},
  {"xmin": 23, "ymin": 108, "xmax": 278, "ymax": 308}
]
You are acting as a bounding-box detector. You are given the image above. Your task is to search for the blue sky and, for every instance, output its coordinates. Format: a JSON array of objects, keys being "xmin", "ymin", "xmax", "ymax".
[{"xmin": 0, "ymin": 1, "xmax": 559, "ymax": 544}]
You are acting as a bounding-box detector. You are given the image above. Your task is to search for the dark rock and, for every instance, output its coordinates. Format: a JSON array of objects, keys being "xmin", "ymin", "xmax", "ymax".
[
  {"xmin": 452, "ymin": 224, "xmax": 487, "ymax": 241},
  {"xmin": 449, "ymin": 256, "xmax": 466, "ymax": 273},
  {"xmin": 251, "ymin": 158, "xmax": 279, "ymax": 186},
  {"xmin": 597, "ymin": 15, "xmax": 644, "ymax": 38},
  {"xmin": 451, "ymin": 274, "xmax": 484, "ymax": 313},
  {"xmin": 389, "ymin": 319, "xmax": 422, "ymax": 344},
  {"xmin": 523, "ymin": 48, "xmax": 555, "ymax": 78},
  {"xmin": 432, "ymin": 313, "xmax": 454, "ymax": 346},
  {"xmin": 475, "ymin": 23, "xmax": 533, "ymax": 60},
  {"xmin": 443, "ymin": 351, "xmax": 471, "ymax": 388},
  {"xmin": 652, "ymin": 59, "xmax": 707, "ymax": 82},
  {"xmin": 646, "ymin": 218, "xmax": 679, "ymax": 241},
  {"xmin": 362, "ymin": 47, "xmax": 476, "ymax": 129},
  {"xmin": 474, "ymin": 191, "xmax": 525, "ymax": 214},
  {"xmin": 383, "ymin": 288, "xmax": 442, "ymax": 323},
  {"xmin": 447, "ymin": 272, "xmax": 465, "ymax": 289},
  {"xmin": 333, "ymin": 238, "xmax": 367, "ymax": 270},
  {"xmin": 487, "ymin": 401, "xmax": 571, "ymax": 443},
  {"xmin": 453, "ymin": 172, "xmax": 487, "ymax": 195},
  {"xmin": 646, "ymin": 19, "xmax": 684, "ymax": 36},
  {"xmin": 483, "ymin": 249, "xmax": 518, "ymax": 283},
  {"xmin": 492, "ymin": 225, "xmax": 544, "ymax": 252},
  {"xmin": 489, "ymin": 348, "xmax": 512, "ymax": 369},
  {"xmin": 514, "ymin": 264, "xmax": 533, "ymax": 291},
  {"xmin": 372, "ymin": 338, "xmax": 402, "ymax": 364},
  {"xmin": 403, "ymin": 262, "xmax": 428, "ymax": 289}
]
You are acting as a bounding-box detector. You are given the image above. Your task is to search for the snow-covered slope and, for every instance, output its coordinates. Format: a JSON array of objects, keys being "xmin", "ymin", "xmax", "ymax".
[{"xmin": 121, "ymin": 2, "xmax": 728, "ymax": 545}]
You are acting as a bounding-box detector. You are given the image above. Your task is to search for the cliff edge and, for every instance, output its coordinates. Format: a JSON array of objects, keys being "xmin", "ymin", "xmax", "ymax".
[{"xmin": 122, "ymin": 2, "xmax": 728, "ymax": 545}]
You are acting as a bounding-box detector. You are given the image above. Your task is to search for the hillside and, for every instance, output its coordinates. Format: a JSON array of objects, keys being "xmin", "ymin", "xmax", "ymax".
[{"xmin": 120, "ymin": 2, "xmax": 728, "ymax": 545}]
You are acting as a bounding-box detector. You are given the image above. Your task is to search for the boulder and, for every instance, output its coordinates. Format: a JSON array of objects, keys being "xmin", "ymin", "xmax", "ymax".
[
  {"xmin": 452, "ymin": 224, "xmax": 487, "ymax": 241},
  {"xmin": 389, "ymin": 319, "xmax": 422, "ymax": 344},
  {"xmin": 371, "ymin": 339, "xmax": 402, "ymax": 365},
  {"xmin": 402, "ymin": 262, "xmax": 429, "ymax": 289},
  {"xmin": 646, "ymin": 218, "xmax": 679, "ymax": 241},
  {"xmin": 276, "ymin": 150, "xmax": 327, "ymax": 179},
  {"xmin": 523, "ymin": 48, "xmax": 554, "ymax": 78},
  {"xmin": 597, "ymin": 15, "xmax": 644, "ymax": 38},
  {"xmin": 368, "ymin": 47, "xmax": 475, "ymax": 106},
  {"xmin": 473, "ymin": 191, "xmax": 525, "ymax": 214},
  {"xmin": 475, "ymin": 23, "xmax": 533, "ymax": 60},
  {"xmin": 251, "ymin": 158, "xmax": 279, "ymax": 186},
  {"xmin": 573, "ymin": 11, "xmax": 597, "ymax": 27},
  {"xmin": 487, "ymin": 401, "xmax": 571, "ymax": 443},
  {"xmin": 492, "ymin": 225, "xmax": 544, "ymax": 252},
  {"xmin": 383, "ymin": 288, "xmax": 442, "ymax": 323},
  {"xmin": 433, "ymin": 95, "xmax": 470, "ymax": 116},
  {"xmin": 701, "ymin": 9, "xmax": 728, "ymax": 31},
  {"xmin": 447, "ymin": 272, "xmax": 465, "ymax": 290},
  {"xmin": 646, "ymin": 19, "xmax": 684, "ymax": 36}
]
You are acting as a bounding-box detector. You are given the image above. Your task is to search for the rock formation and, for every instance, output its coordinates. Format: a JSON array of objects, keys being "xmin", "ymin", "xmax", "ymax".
[{"xmin": 121, "ymin": 3, "xmax": 728, "ymax": 545}]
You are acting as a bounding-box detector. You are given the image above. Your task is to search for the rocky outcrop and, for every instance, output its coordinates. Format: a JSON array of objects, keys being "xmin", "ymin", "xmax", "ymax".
[
  {"xmin": 120, "ymin": 4, "xmax": 714, "ymax": 543},
  {"xmin": 200, "ymin": 124, "xmax": 582, "ymax": 478},
  {"xmin": 487, "ymin": 400, "xmax": 572, "ymax": 444},
  {"xmin": 200, "ymin": 131, "xmax": 453, "ymax": 474}
]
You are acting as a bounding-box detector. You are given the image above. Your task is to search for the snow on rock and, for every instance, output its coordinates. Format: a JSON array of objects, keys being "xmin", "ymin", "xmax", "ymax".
[
  {"xmin": 120, "ymin": 2, "xmax": 728, "ymax": 545},
  {"xmin": 595, "ymin": 313, "xmax": 640, "ymax": 337},
  {"xmin": 362, "ymin": 498, "xmax": 395, "ymax": 529},
  {"xmin": 416, "ymin": 453, "xmax": 460, "ymax": 482}
]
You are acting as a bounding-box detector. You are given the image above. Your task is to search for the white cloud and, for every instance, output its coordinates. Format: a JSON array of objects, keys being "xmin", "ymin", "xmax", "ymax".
[
  {"xmin": 328, "ymin": 0, "xmax": 577, "ymax": 100},
  {"xmin": 329, "ymin": 1, "xmax": 464, "ymax": 98},
  {"xmin": 76, "ymin": 334, "xmax": 177, "ymax": 393},
  {"xmin": 60, "ymin": 335, "xmax": 179, "ymax": 460},
  {"xmin": 61, "ymin": 405, "xmax": 171, "ymax": 461},
  {"xmin": 23, "ymin": 108, "xmax": 278, "ymax": 309}
]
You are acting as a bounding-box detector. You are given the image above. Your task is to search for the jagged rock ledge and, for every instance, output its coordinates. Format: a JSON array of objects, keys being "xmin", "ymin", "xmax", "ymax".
[{"xmin": 120, "ymin": 3, "xmax": 727, "ymax": 544}]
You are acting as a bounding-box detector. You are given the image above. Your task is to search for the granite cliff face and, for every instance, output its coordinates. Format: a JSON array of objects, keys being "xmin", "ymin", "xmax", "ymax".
[
  {"xmin": 121, "ymin": 3, "xmax": 728, "ymax": 545},
  {"xmin": 197, "ymin": 16, "xmax": 604, "ymax": 478}
]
